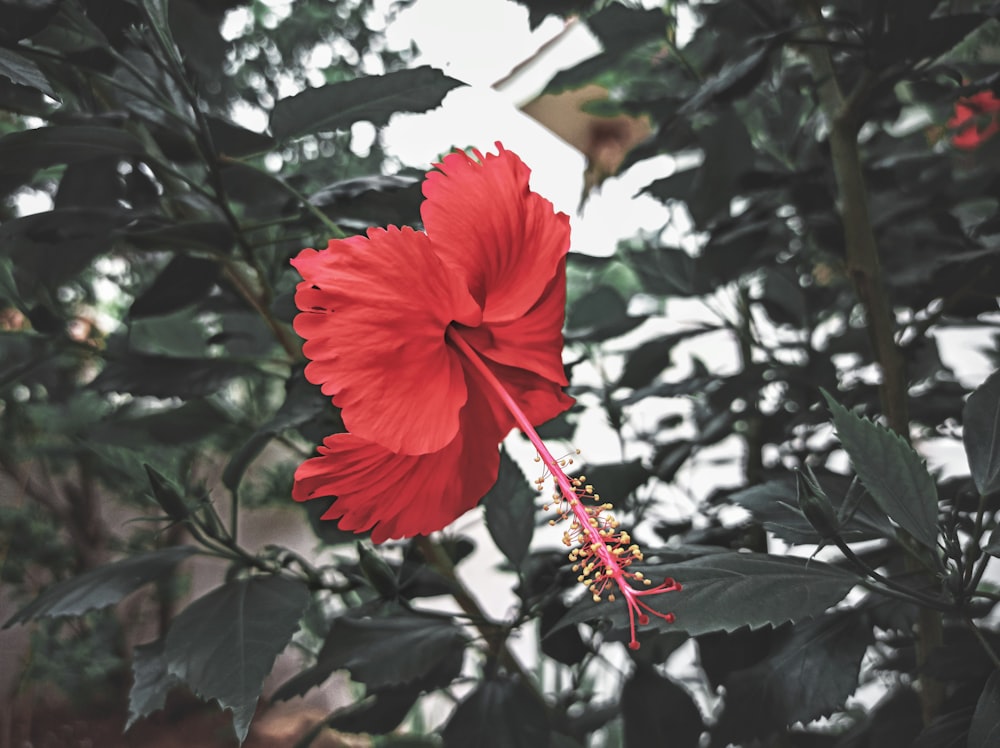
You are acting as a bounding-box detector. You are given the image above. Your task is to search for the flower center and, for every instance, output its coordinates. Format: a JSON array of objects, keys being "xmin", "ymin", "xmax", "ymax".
[{"xmin": 445, "ymin": 327, "xmax": 681, "ymax": 650}]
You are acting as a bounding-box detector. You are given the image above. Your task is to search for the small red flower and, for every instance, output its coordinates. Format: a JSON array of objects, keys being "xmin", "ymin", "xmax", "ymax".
[
  {"xmin": 291, "ymin": 144, "xmax": 573, "ymax": 542},
  {"xmin": 948, "ymin": 88, "xmax": 1000, "ymax": 150}
]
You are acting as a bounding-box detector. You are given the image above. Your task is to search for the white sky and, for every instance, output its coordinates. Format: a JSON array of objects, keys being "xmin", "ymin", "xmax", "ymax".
[{"xmin": 381, "ymin": 0, "xmax": 676, "ymax": 257}]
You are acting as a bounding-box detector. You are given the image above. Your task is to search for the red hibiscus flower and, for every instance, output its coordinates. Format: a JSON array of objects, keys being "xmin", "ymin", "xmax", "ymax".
[
  {"xmin": 291, "ymin": 144, "xmax": 680, "ymax": 649},
  {"xmin": 948, "ymin": 88, "xmax": 1000, "ymax": 150},
  {"xmin": 291, "ymin": 144, "xmax": 573, "ymax": 543}
]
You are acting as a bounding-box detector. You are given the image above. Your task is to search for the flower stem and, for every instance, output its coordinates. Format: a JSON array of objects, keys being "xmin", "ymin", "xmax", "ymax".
[{"xmin": 446, "ymin": 328, "xmax": 680, "ymax": 649}]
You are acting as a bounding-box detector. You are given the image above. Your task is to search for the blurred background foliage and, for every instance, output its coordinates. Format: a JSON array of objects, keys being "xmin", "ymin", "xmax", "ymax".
[{"xmin": 2, "ymin": 0, "xmax": 1000, "ymax": 746}]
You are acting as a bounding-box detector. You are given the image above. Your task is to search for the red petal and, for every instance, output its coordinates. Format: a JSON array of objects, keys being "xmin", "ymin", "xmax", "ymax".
[
  {"xmin": 292, "ymin": 378, "xmax": 507, "ymax": 543},
  {"xmin": 292, "ymin": 229, "xmax": 482, "ymax": 456},
  {"xmin": 422, "ymin": 144, "xmax": 571, "ymax": 324},
  {"xmin": 454, "ymin": 258, "xmax": 569, "ymax": 389}
]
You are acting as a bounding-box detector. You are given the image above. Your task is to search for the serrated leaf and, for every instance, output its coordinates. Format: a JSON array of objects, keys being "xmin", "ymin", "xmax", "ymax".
[
  {"xmin": 969, "ymin": 670, "xmax": 1000, "ymax": 748},
  {"xmin": 0, "ymin": 46, "xmax": 56, "ymax": 98},
  {"xmin": 270, "ymin": 66, "xmax": 463, "ymax": 141},
  {"xmin": 483, "ymin": 450, "xmax": 536, "ymax": 570},
  {"xmin": 622, "ymin": 665, "xmax": 703, "ymax": 748},
  {"xmin": 552, "ymin": 552, "xmax": 856, "ymax": 638},
  {"xmin": 963, "ymin": 369, "xmax": 1000, "ymax": 496},
  {"xmin": 4, "ymin": 546, "xmax": 197, "ymax": 626},
  {"xmin": 127, "ymin": 640, "xmax": 181, "ymax": 729},
  {"xmin": 165, "ymin": 575, "xmax": 310, "ymax": 743},
  {"xmin": 823, "ymin": 391, "xmax": 939, "ymax": 551},
  {"xmin": 441, "ymin": 677, "xmax": 550, "ymax": 748},
  {"xmin": 711, "ymin": 611, "xmax": 872, "ymax": 744},
  {"xmin": 304, "ymin": 614, "xmax": 467, "ymax": 690},
  {"xmin": 0, "ymin": 125, "xmax": 145, "ymax": 174}
]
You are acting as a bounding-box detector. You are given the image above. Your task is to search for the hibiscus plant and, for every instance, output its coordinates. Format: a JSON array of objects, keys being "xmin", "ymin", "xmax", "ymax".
[{"xmin": 2, "ymin": 0, "xmax": 1000, "ymax": 747}]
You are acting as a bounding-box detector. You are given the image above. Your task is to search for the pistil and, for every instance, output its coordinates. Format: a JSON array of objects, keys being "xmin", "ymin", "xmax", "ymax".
[{"xmin": 446, "ymin": 327, "xmax": 681, "ymax": 649}]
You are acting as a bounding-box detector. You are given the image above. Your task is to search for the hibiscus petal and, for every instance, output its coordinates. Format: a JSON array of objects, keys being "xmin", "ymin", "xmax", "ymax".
[
  {"xmin": 422, "ymin": 144, "xmax": 571, "ymax": 324},
  {"xmin": 454, "ymin": 258, "xmax": 569, "ymax": 389},
  {"xmin": 292, "ymin": 381, "xmax": 507, "ymax": 543},
  {"xmin": 292, "ymin": 228, "xmax": 482, "ymax": 456}
]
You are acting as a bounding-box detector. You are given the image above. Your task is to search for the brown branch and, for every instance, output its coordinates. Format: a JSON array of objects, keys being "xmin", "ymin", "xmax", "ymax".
[{"xmin": 794, "ymin": 0, "xmax": 943, "ymax": 725}]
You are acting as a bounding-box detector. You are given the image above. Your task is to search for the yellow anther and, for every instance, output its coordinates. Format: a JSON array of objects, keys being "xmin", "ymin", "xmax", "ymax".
[
  {"xmin": 592, "ymin": 594, "xmax": 601, "ymax": 603},
  {"xmin": 634, "ymin": 572, "xmax": 644, "ymax": 580}
]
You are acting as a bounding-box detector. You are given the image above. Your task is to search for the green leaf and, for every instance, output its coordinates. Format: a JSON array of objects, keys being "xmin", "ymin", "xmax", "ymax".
[
  {"xmin": 823, "ymin": 390, "xmax": 939, "ymax": 551},
  {"xmin": 91, "ymin": 354, "xmax": 255, "ymax": 399},
  {"xmin": 441, "ymin": 676, "xmax": 550, "ymax": 748},
  {"xmin": 552, "ymin": 552, "xmax": 856, "ymax": 638},
  {"xmin": 963, "ymin": 369, "xmax": 1000, "ymax": 496},
  {"xmin": 617, "ymin": 330, "xmax": 704, "ymax": 390},
  {"xmin": 483, "ymin": 449, "xmax": 537, "ymax": 571},
  {"xmin": 310, "ymin": 614, "xmax": 466, "ymax": 690},
  {"xmin": 0, "ymin": 125, "xmax": 145, "ymax": 174},
  {"xmin": 4, "ymin": 546, "xmax": 197, "ymax": 626},
  {"xmin": 129, "ymin": 256, "xmax": 220, "ymax": 318},
  {"xmin": 270, "ymin": 66, "xmax": 464, "ymax": 141},
  {"xmin": 127, "ymin": 640, "xmax": 181, "ymax": 729},
  {"xmin": 0, "ymin": 46, "xmax": 56, "ymax": 98},
  {"xmin": 565, "ymin": 285, "xmax": 647, "ymax": 343},
  {"xmin": 622, "ymin": 665, "xmax": 703, "ymax": 748},
  {"xmin": 711, "ymin": 611, "xmax": 872, "ymax": 743},
  {"xmin": 969, "ymin": 670, "xmax": 1000, "ymax": 748},
  {"xmin": 165, "ymin": 575, "xmax": 310, "ymax": 743}
]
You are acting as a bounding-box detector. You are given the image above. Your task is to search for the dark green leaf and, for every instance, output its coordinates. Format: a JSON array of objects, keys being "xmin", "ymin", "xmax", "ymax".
[
  {"xmin": 0, "ymin": 46, "xmax": 56, "ymax": 98},
  {"xmin": 295, "ymin": 614, "xmax": 467, "ymax": 692},
  {"xmin": 4, "ymin": 208, "xmax": 132, "ymax": 291},
  {"xmin": 688, "ymin": 112, "xmax": 756, "ymax": 227},
  {"xmin": 271, "ymin": 66, "xmax": 464, "ymax": 141},
  {"xmin": 91, "ymin": 354, "xmax": 255, "ymax": 399},
  {"xmin": 0, "ymin": 125, "xmax": 145, "ymax": 174},
  {"xmin": 712, "ymin": 611, "xmax": 872, "ymax": 743},
  {"xmin": 4, "ymin": 546, "xmax": 196, "ymax": 626},
  {"xmin": 441, "ymin": 676, "xmax": 550, "ymax": 748},
  {"xmin": 623, "ymin": 665, "xmax": 703, "ymax": 748},
  {"xmin": 969, "ymin": 669, "xmax": 1000, "ymax": 748},
  {"xmin": 552, "ymin": 552, "xmax": 856, "ymax": 638},
  {"xmin": 165, "ymin": 575, "xmax": 310, "ymax": 743},
  {"xmin": 121, "ymin": 220, "xmax": 234, "ymax": 253},
  {"xmin": 963, "ymin": 369, "xmax": 1000, "ymax": 496},
  {"xmin": 127, "ymin": 640, "xmax": 181, "ymax": 729},
  {"xmin": 565, "ymin": 285, "xmax": 646, "ymax": 342},
  {"xmin": 582, "ymin": 460, "xmax": 651, "ymax": 507},
  {"xmin": 679, "ymin": 44, "xmax": 773, "ymax": 114},
  {"xmin": 874, "ymin": 13, "xmax": 988, "ymax": 67},
  {"xmin": 207, "ymin": 116, "xmax": 275, "ymax": 158},
  {"xmin": 625, "ymin": 246, "xmax": 701, "ymax": 297},
  {"xmin": 129, "ymin": 256, "xmax": 220, "ymax": 318},
  {"xmin": 483, "ymin": 450, "xmax": 537, "ymax": 571},
  {"xmin": 587, "ymin": 4, "xmax": 669, "ymax": 50},
  {"xmin": 823, "ymin": 390, "xmax": 939, "ymax": 551},
  {"xmin": 618, "ymin": 330, "xmax": 700, "ymax": 390}
]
